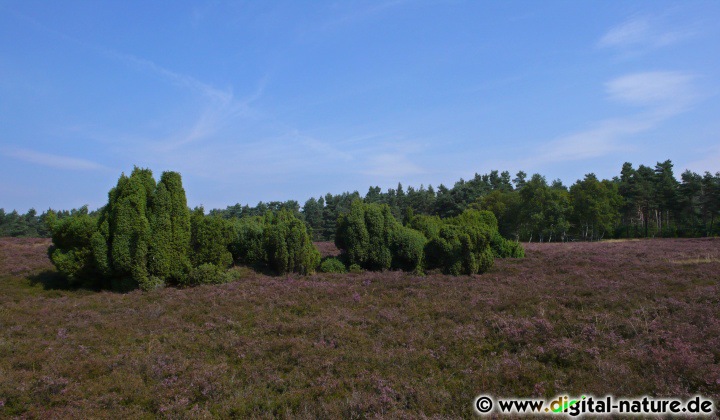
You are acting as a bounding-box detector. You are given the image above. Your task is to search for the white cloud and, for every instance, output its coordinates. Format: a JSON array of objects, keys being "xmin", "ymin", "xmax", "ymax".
[
  {"xmin": 531, "ymin": 117, "xmax": 652, "ymax": 164},
  {"xmin": 528, "ymin": 71, "xmax": 699, "ymax": 166},
  {"xmin": 598, "ymin": 16, "xmax": 693, "ymax": 50},
  {"xmin": 3, "ymin": 148, "xmax": 108, "ymax": 171},
  {"xmin": 605, "ymin": 71, "xmax": 695, "ymax": 108},
  {"xmin": 599, "ymin": 18, "xmax": 652, "ymax": 48}
]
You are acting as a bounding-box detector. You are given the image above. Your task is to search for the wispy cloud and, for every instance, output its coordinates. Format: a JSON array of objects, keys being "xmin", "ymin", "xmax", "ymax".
[
  {"xmin": 529, "ymin": 71, "xmax": 698, "ymax": 165},
  {"xmin": 103, "ymin": 50, "xmax": 234, "ymax": 103},
  {"xmin": 605, "ymin": 71, "xmax": 696, "ymax": 109},
  {"xmin": 3, "ymin": 148, "xmax": 109, "ymax": 171},
  {"xmin": 530, "ymin": 118, "xmax": 651, "ymax": 164},
  {"xmin": 598, "ymin": 15, "xmax": 694, "ymax": 50},
  {"xmin": 12, "ymin": 11, "xmax": 265, "ymax": 156},
  {"xmin": 102, "ymin": 50, "xmax": 267, "ymax": 152}
]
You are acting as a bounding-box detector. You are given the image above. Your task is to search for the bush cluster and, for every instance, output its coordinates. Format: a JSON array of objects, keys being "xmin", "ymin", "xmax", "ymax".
[
  {"xmin": 48, "ymin": 168, "xmax": 319, "ymax": 291},
  {"xmin": 412, "ymin": 210, "xmax": 497, "ymax": 275},
  {"xmin": 229, "ymin": 210, "xmax": 320, "ymax": 275},
  {"xmin": 319, "ymin": 257, "xmax": 347, "ymax": 273},
  {"xmin": 335, "ymin": 201, "xmax": 425, "ymax": 273},
  {"xmin": 335, "ymin": 201, "xmax": 523, "ymax": 275}
]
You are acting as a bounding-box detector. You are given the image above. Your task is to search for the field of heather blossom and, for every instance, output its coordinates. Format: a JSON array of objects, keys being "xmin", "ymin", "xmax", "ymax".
[{"xmin": 1, "ymin": 237, "xmax": 719, "ymax": 418}]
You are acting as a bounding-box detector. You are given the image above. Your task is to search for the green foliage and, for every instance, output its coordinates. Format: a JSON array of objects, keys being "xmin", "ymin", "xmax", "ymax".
[
  {"xmin": 319, "ymin": 257, "xmax": 347, "ymax": 273},
  {"xmin": 263, "ymin": 210, "xmax": 320, "ymax": 275},
  {"xmin": 454, "ymin": 209, "xmax": 498, "ymax": 231},
  {"xmin": 335, "ymin": 200, "xmax": 371, "ymax": 267},
  {"xmin": 348, "ymin": 263, "xmax": 363, "ymax": 274},
  {"xmin": 490, "ymin": 231, "xmax": 525, "ymax": 258},
  {"xmin": 229, "ymin": 216, "xmax": 265, "ymax": 267},
  {"xmin": 422, "ymin": 209, "xmax": 496, "ymax": 275},
  {"xmin": 182, "ymin": 263, "xmax": 232, "ymax": 286},
  {"xmin": 408, "ymin": 214, "xmax": 443, "ymax": 239},
  {"xmin": 518, "ymin": 174, "xmax": 571, "ymax": 242},
  {"xmin": 48, "ymin": 168, "xmax": 201, "ymax": 290},
  {"xmin": 336, "ymin": 201, "xmax": 398, "ymax": 271},
  {"xmin": 569, "ymin": 173, "xmax": 621, "ymax": 241},
  {"xmin": 148, "ymin": 172, "xmax": 192, "ymax": 282},
  {"xmin": 47, "ymin": 210, "xmax": 101, "ymax": 287},
  {"xmin": 48, "ymin": 167, "xmax": 325, "ymax": 289},
  {"xmin": 138, "ymin": 275, "xmax": 166, "ymax": 292},
  {"xmin": 105, "ymin": 168, "xmax": 155, "ymax": 289},
  {"xmin": 390, "ymin": 226, "xmax": 426, "ymax": 273},
  {"xmin": 337, "ymin": 203, "xmax": 501, "ymax": 275},
  {"xmin": 190, "ymin": 208, "xmax": 234, "ymax": 269}
]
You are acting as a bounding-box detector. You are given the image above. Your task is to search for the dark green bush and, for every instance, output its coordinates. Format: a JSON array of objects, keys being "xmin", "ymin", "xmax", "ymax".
[
  {"xmin": 46, "ymin": 210, "xmax": 101, "ymax": 287},
  {"xmin": 319, "ymin": 257, "xmax": 347, "ymax": 273},
  {"xmin": 263, "ymin": 210, "xmax": 320, "ymax": 275},
  {"xmin": 421, "ymin": 210, "xmax": 495, "ymax": 275},
  {"xmin": 230, "ymin": 216, "xmax": 265, "ymax": 266},
  {"xmin": 148, "ymin": 171, "xmax": 192, "ymax": 282},
  {"xmin": 336, "ymin": 200, "xmax": 419, "ymax": 271},
  {"xmin": 390, "ymin": 226, "xmax": 426, "ymax": 273},
  {"xmin": 490, "ymin": 231, "xmax": 525, "ymax": 258},
  {"xmin": 190, "ymin": 208, "xmax": 234, "ymax": 269},
  {"xmin": 138, "ymin": 275, "xmax": 166, "ymax": 291},
  {"xmin": 182, "ymin": 263, "xmax": 232, "ymax": 286},
  {"xmin": 48, "ymin": 168, "xmax": 324, "ymax": 290}
]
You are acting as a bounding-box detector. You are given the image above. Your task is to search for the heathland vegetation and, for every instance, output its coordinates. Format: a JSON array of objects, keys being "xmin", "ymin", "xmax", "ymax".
[
  {"xmin": 1, "ymin": 236, "xmax": 718, "ymax": 417},
  {"xmin": 41, "ymin": 167, "xmax": 522, "ymax": 290},
  {"xmin": 0, "ymin": 161, "xmax": 718, "ymax": 416}
]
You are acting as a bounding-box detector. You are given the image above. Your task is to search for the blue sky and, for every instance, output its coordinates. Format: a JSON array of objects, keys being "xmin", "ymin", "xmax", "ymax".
[{"xmin": 2, "ymin": 0, "xmax": 719, "ymax": 212}]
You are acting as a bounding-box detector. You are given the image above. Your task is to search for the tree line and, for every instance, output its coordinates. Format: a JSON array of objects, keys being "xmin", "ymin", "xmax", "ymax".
[
  {"xmin": 212, "ymin": 159, "xmax": 719, "ymax": 242},
  {"xmin": 3, "ymin": 159, "xmax": 719, "ymax": 242}
]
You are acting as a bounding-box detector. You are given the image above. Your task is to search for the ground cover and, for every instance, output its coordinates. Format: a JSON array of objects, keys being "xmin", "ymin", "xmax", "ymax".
[{"xmin": 1, "ymin": 237, "xmax": 718, "ymax": 418}]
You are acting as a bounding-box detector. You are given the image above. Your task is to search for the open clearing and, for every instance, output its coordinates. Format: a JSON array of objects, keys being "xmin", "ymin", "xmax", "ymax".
[{"xmin": 1, "ymin": 237, "xmax": 719, "ymax": 418}]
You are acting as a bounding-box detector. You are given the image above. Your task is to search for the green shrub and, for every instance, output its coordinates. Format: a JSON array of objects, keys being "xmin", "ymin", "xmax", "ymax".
[
  {"xmin": 230, "ymin": 217, "xmax": 265, "ymax": 266},
  {"xmin": 148, "ymin": 171, "xmax": 192, "ymax": 282},
  {"xmin": 408, "ymin": 214, "xmax": 443, "ymax": 240},
  {"xmin": 190, "ymin": 208, "xmax": 234, "ymax": 268},
  {"xmin": 478, "ymin": 247, "xmax": 494, "ymax": 273},
  {"xmin": 421, "ymin": 210, "xmax": 496, "ymax": 275},
  {"xmin": 47, "ymin": 210, "xmax": 101, "ymax": 287},
  {"xmin": 138, "ymin": 275, "xmax": 165, "ymax": 291},
  {"xmin": 490, "ymin": 231, "xmax": 525, "ymax": 258},
  {"xmin": 263, "ymin": 210, "xmax": 320, "ymax": 275},
  {"xmin": 348, "ymin": 263, "xmax": 363, "ymax": 274},
  {"xmin": 390, "ymin": 226, "xmax": 426, "ymax": 273},
  {"xmin": 336, "ymin": 200, "xmax": 424, "ymax": 272},
  {"xmin": 182, "ymin": 263, "xmax": 231, "ymax": 286},
  {"xmin": 319, "ymin": 257, "xmax": 347, "ymax": 273}
]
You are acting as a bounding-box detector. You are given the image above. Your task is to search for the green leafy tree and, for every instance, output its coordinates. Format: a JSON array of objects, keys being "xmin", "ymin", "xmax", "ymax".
[
  {"xmin": 569, "ymin": 173, "xmax": 621, "ymax": 241},
  {"xmin": 302, "ymin": 197, "xmax": 324, "ymax": 241}
]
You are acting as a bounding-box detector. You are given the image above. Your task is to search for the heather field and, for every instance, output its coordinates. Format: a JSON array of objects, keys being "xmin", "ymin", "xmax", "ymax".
[{"xmin": 1, "ymin": 238, "xmax": 719, "ymax": 418}]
